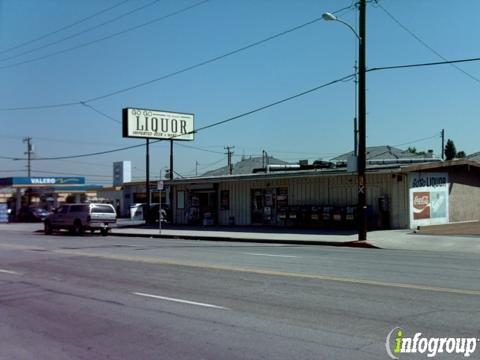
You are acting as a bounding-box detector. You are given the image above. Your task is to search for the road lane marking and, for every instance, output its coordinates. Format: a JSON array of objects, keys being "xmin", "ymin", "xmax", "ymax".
[
  {"xmin": 133, "ymin": 292, "xmax": 228, "ymax": 309},
  {"xmin": 0, "ymin": 269, "xmax": 22, "ymax": 275},
  {"xmin": 242, "ymin": 252, "xmax": 300, "ymax": 258},
  {"xmin": 54, "ymin": 250, "xmax": 480, "ymax": 297}
]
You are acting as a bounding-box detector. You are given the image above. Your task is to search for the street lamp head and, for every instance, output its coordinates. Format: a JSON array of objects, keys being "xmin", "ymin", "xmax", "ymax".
[{"xmin": 322, "ymin": 12, "xmax": 337, "ymax": 21}]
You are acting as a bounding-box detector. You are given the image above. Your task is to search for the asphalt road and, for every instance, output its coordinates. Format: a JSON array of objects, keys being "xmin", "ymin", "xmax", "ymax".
[{"xmin": 0, "ymin": 226, "xmax": 479, "ymax": 359}]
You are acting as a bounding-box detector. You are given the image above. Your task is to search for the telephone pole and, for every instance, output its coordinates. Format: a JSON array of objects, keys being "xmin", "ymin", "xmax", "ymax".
[
  {"xmin": 357, "ymin": 0, "xmax": 367, "ymax": 241},
  {"xmin": 225, "ymin": 146, "xmax": 235, "ymax": 175},
  {"xmin": 23, "ymin": 137, "xmax": 34, "ymax": 177},
  {"xmin": 441, "ymin": 129, "xmax": 445, "ymax": 160}
]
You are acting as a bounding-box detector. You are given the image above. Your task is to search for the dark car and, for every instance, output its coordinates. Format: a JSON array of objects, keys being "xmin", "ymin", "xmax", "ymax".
[
  {"xmin": 18, "ymin": 206, "xmax": 52, "ymax": 222},
  {"xmin": 146, "ymin": 204, "xmax": 171, "ymax": 224}
]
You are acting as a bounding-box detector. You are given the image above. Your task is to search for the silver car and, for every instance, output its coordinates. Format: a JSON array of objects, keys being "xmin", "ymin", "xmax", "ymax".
[{"xmin": 44, "ymin": 203, "xmax": 117, "ymax": 236}]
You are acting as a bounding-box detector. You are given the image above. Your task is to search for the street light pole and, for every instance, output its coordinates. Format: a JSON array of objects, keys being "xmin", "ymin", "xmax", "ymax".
[
  {"xmin": 323, "ymin": 1, "xmax": 368, "ymax": 241},
  {"xmin": 357, "ymin": 0, "xmax": 367, "ymax": 241}
]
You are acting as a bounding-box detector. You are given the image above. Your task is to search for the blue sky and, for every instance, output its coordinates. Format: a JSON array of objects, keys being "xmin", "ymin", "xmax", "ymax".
[{"xmin": 0, "ymin": 0, "xmax": 479, "ymax": 185}]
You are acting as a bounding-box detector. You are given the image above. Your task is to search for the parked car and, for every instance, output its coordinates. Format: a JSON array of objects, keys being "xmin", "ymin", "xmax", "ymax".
[
  {"xmin": 44, "ymin": 203, "xmax": 117, "ymax": 236},
  {"xmin": 130, "ymin": 203, "xmax": 170, "ymax": 224}
]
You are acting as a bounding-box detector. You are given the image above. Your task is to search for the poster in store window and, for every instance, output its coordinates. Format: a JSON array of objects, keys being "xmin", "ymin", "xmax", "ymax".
[{"xmin": 409, "ymin": 172, "xmax": 448, "ymax": 228}]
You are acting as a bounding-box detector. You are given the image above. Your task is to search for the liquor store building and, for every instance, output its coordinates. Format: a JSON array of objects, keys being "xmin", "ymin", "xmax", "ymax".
[{"xmin": 168, "ymin": 160, "xmax": 480, "ymax": 230}]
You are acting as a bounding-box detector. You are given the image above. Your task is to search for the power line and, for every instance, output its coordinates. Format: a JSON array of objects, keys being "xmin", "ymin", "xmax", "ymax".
[
  {"xmin": 368, "ymin": 57, "xmax": 480, "ymax": 73},
  {"xmin": 0, "ymin": 0, "xmax": 210, "ymax": 71},
  {"xmin": 192, "ymin": 73, "xmax": 355, "ymax": 134},
  {"xmin": 0, "ymin": 5, "xmax": 352, "ymax": 111},
  {"xmin": 5, "ymin": 72, "xmax": 353, "ymax": 161},
  {"xmin": 0, "ymin": 0, "xmax": 160, "ymax": 63},
  {"xmin": 80, "ymin": 102, "xmax": 120, "ymax": 124},
  {"xmin": 0, "ymin": 0, "xmax": 132, "ymax": 55},
  {"xmin": 80, "ymin": 14, "xmax": 331, "ymax": 103},
  {"xmin": 175, "ymin": 142, "xmax": 228, "ymax": 155},
  {"xmin": 376, "ymin": 4, "xmax": 480, "ymax": 84},
  {"xmin": 393, "ymin": 133, "xmax": 440, "ymax": 148}
]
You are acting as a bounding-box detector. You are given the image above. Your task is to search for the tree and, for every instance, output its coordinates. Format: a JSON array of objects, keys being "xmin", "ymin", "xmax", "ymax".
[
  {"xmin": 444, "ymin": 139, "xmax": 457, "ymax": 160},
  {"xmin": 457, "ymin": 151, "xmax": 466, "ymax": 158}
]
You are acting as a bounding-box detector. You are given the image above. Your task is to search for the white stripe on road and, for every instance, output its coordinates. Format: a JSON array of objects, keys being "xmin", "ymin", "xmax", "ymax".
[
  {"xmin": 0, "ymin": 269, "xmax": 22, "ymax": 275},
  {"xmin": 242, "ymin": 252, "xmax": 300, "ymax": 258},
  {"xmin": 133, "ymin": 292, "xmax": 228, "ymax": 310}
]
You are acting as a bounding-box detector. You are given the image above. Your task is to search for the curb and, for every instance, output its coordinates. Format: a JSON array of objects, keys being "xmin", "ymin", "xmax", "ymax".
[{"xmin": 111, "ymin": 231, "xmax": 380, "ymax": 249}]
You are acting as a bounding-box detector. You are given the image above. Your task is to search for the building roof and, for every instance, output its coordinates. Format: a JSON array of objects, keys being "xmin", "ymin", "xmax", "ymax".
[
  {"xmin": 399, "ymin": 159, "xmax": 480, "ymax": 173},
  {"xmin": 167, "ymin": 159, "xmax": 480, "ymax": 186},
  {"xmin": 331, "ymin": 145, "xmax": 429, "ymax": 162},
  {"xmin": 201, "ymin": 156, "xmax": 289, "ymax": 177},
  {"xmin": 467, "ymin": 152, "xmax": 480, "ymax": 161}
]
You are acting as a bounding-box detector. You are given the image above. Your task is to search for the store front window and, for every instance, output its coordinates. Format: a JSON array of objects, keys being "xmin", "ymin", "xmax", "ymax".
[{"xmin": 251, "ymin": 187, "xmax": 288, "ymax": 225}]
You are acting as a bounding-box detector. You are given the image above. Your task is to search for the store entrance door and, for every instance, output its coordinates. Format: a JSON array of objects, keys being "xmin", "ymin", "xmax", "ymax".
[{"xmin": 188, "ymin": 190, "xmax": 217, "ymax": 225}]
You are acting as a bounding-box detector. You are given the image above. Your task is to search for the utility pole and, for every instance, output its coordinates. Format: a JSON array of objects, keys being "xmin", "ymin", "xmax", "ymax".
[
  {"xmin": 23, "ymin": 137, "xmax": 34, "ymax": 177},
  {"xmin": 195, "ymin": 161, "xmax": 199, "ymax": 177},
  {"xmin": 441, "ymin": 129, "xmax": 445, "ymax": 160},
  {"xmin": 354, "ymin": 61, "xmax": 358, "ymax": 156},
  {"xmin": 357, "ymin": 0, "xmax": 367, "ymax": 241},
  {"xmin": 23, "ymin": 137, "xmax": 34, "ymax": 206},
  {"xmin": 225, "ymin": 146, "xmax": 235, "ymax": 175}
]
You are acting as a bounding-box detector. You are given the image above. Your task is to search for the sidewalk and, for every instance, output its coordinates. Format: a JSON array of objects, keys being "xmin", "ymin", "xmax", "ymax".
[
  {"xmin": 111, "ymin": 223, "xmax": 480, "ymax": 253},
  {"xmin": 112, "ymin": 224, "xmax": 373, "ymax": 247},
  {"xmin": 2, "ymin": 222, "xmax": 480, "ymax": 254}
]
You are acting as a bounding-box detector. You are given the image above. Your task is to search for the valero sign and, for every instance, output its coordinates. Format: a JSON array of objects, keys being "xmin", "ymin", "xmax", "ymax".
[{"xmin": 122, "ymin": 107, "xmax": 194, "ymax": 141}]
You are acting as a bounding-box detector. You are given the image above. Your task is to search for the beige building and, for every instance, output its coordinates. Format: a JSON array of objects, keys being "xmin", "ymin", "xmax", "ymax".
[{"xmin": 168, "ymin": 159, "xmax": 480, "ymax": 229}]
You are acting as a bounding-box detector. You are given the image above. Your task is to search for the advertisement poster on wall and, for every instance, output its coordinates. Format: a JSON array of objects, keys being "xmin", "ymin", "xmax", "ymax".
[{"xmin": 409, "ymin": 172, "xmax": 449, "ymax": 228}]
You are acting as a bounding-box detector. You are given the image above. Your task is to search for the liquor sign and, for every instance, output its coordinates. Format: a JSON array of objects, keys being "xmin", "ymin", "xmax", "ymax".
[
  {"xmin": 409, "ymin": 172, "xmax": 449, "ymax": 228},
  {"xmin": 122, "ymin": 108, "xmax": 194, "ymax": 141}
]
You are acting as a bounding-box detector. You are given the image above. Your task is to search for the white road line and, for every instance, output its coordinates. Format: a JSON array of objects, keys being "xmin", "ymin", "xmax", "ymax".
[
  {"xmin": 133, "ymin": 292, "xmax": 229, "ymax": 310},
  {"xmin": 242, "ymin": 252, "xmax": 300, "ymax": 258},
  {"xmin": 0, "ymin": 269, "xmax": 22, "ymax": 275}
]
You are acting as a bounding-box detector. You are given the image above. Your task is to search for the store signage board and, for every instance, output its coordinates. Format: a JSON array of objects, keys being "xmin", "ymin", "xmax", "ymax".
[
  {"xmin": 122, "ymin": 108, "xmax": 194, "ymax": 141},
  {"xmin": 408, "ymin": 172, "xmax": 449, "ymax": 228}
]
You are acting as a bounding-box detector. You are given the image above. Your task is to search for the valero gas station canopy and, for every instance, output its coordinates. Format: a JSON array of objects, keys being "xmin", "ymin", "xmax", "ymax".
[{"xmin": 0, "ymin": 177, "xmax": 86, "ymax": 188}]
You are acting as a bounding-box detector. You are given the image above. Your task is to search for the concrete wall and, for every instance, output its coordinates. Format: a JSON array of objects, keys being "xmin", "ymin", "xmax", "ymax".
[{"xmin": 448, "ymin": 166, "xmax": 480, "ymax": 222}]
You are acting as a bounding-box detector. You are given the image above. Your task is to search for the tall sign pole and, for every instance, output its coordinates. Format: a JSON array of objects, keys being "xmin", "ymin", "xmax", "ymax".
[
  {"xmin": 146, "ymin": 138, "xmax": 150, "ymax": 224},
  {"xmin": 169, "ymin": 139, "xmax": 174, "ymax": 209},
  {"xmin": 122, "ymin": 108, "xmax": 195, "ymax": 226},
  {"xmin": 357, "ymin": 0, "xmax": 367, "ymax": 241}
]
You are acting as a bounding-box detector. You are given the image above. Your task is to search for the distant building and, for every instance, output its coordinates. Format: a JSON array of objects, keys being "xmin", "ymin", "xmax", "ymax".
[
  {"xmin": 202, "ymin": 156, "xmax": 289, "ymax": 177},
  {"xmin": 331, "ymin": 145, "xmax": 434, "ymax": 164}
]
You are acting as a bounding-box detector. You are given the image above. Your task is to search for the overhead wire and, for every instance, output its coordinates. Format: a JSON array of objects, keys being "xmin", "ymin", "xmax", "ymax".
[
  {"xmin": 0, "ymin": 0, "xmax": 132, "ymax": 55},
  {"xmin": 376, "ymin": 4, "xmax": 480, "ymax": 84},
  {"xmin": 0, "ymin": 0, "xmax": 210, "ymax": 71},
  {"xmin": 0, "ymin": 3, "xmax": 356, "ymax": 111},
  {"xmin": 3, "ymin": 72, "xmax": 355, "ymax": 161},
  {"xmin": 0, "ymin": 0, "xmax": 161, "ymax": 63},
  {"xmin": 393, "ymin": 133, "xmax": 440, "ymax": 148},
  {"xmin": 368, "ymin": 57, "xmax": 480, "ymax": 73}
]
